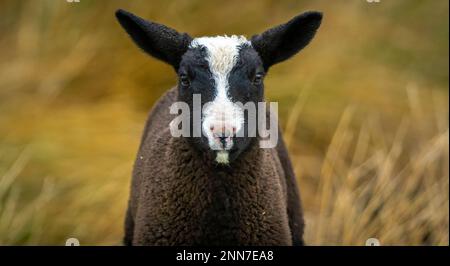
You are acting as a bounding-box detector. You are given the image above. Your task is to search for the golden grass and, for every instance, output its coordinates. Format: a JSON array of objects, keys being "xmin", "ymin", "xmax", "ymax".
[
  {"xmin": 0, "ymin": 0, "xmax": 448, "ymax": 245},
  {"xmin": 295, "ymin": 88, "xmax": 449, "ymax": 245},
  {"xmin": 0, "ymin": 148, "xmax": 54, "ymax": 244}
]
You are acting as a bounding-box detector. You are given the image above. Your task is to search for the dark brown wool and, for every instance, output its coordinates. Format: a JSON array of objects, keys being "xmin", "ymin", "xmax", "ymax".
[{"xmin": 124, "ymin": 88, "xmax": 304, "ymax": 246}]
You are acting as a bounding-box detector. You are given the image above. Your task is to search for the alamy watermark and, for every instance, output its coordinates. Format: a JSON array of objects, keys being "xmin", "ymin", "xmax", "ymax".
[{"xmin": 169, "ymin": 94, "xmax": 279, "ymax": 149}]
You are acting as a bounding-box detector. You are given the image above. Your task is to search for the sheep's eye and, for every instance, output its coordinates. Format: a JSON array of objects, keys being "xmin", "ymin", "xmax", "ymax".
[
  {"xmin": 179, "ymin": 74, "xmax": 190, "ymax": 87},
  {"xmin": 253, "ymin": 73, "xmax": 264, "ymax": 85}
]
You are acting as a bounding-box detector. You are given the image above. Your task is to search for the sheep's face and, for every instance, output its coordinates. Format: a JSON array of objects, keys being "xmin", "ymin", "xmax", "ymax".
[
  {"xmin": 116, "ymin": 9, "xmax": 322, "ymax": 164},
  {"xmin": 177, "ymin": 36, "xmax": 265, "ymax": 164}
]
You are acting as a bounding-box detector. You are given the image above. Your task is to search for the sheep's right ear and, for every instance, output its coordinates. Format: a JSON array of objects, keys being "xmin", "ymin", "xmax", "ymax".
[{"xmin": 115, "ymin": 9, "xmax": 192, "ymax": 70}]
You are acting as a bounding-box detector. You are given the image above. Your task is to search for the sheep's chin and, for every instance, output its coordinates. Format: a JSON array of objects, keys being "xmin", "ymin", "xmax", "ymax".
[{"xmin": 215, "ymin": 151, "xmax": 229, "ymax": 164}]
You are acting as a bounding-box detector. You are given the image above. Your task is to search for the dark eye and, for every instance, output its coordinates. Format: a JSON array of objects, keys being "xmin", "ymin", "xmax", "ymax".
[
  {"xmin": 179, "ymin": 74, "xmax": 190, "ymax": 87},
  {"xmin": 253, "ymin": 73, "xmax": 264, "ymax": 85}
]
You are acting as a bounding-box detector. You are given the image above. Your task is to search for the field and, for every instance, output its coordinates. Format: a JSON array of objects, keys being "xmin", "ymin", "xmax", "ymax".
[{"xmin": 0, "ymin": 0, "xmax": 448, "ymax": 245}]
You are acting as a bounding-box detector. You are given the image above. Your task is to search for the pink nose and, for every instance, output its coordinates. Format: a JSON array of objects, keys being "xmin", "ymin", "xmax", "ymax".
[
  {"xmin": 210, "ymin": 125, "xmax": 236, "ymax": 137},
  {"xmin": 210, "ymin": 124, "xmax": 236, "ymax": 146}
]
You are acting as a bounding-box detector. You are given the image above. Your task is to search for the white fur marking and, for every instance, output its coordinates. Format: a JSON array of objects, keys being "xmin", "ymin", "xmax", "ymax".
[
  {"xmin": 215, "ymin": 151, "xmax": 230, "ymax": 164},
  {"xmin": 190, "ymin": 36, "xmax": 250, "ymax": 158}
]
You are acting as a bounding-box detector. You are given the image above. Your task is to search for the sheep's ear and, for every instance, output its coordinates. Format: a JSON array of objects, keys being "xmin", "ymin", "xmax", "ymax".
[
  {"xmin": 115, "ymin": 9, "xmax": 192, "ymax": 70},
  {"xmin": 251, "ymin": 11, "xmax": 322, "ymax": 70}
]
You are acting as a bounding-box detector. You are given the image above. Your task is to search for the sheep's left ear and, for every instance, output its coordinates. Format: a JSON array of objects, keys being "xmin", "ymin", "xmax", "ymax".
[
  {"xmin": 115, "ymin": 9, "xmax": 192, "ymax": 71},
  {"xmin": 251, "ymin": 11, "xmax": 322, "ymax": 70}
]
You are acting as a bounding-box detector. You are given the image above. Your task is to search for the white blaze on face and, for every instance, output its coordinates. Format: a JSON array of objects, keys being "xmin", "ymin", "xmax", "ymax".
[{"xmin": 190, "ymin": 36, "xmax": 249, "ymax": 164}]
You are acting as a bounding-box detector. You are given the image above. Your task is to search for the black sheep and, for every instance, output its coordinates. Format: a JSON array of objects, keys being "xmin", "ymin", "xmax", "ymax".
[{"xmin": 115, "ymin": 9, "xmax": 322, "ymax": 246}]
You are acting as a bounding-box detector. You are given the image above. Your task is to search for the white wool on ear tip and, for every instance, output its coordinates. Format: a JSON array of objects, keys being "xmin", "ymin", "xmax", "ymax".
[{"xmin": 215, "ymin": 151, "xmax": 229, "ymax": 164}]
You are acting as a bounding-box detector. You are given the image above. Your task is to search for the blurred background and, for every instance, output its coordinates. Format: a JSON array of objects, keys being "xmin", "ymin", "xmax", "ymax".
[{"xmin": 0, "ymin": 0, "xmax": 448, "ymax": 245}]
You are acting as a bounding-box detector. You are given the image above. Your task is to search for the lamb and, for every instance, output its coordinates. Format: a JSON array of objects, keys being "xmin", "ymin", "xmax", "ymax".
[{"xmin": 115, "ymin": 9, "xmax": 322, "ymax": 246}]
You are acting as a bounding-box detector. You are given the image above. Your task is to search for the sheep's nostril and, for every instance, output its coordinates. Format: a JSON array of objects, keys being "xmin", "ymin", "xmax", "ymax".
[
  {"xmin": 218, "ymin": 136, "xmax": 227, "ymax": 146},
  {"xmin": 210, "ymin": 126, "xmax": 214, "ymax": 131}
]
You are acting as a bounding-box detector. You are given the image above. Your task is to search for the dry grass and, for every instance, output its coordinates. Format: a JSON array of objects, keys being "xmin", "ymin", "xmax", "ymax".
[
  {"xmin": 0, "ymin": 148, "xmax": 55, "ymax": 244},
  {"xmin": 0, "ymin": 0, "xmax": 448, "ymax": 245},
  {"xmin": 292, "ymin": 87, "xmax": 449, "ymax": 245}
]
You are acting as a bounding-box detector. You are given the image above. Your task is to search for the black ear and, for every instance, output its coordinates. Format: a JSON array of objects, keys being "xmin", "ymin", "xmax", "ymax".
[
  {"xmin": 115, "ymin": 9, "xmax": 192, "ymax": 70},
  {"xmin": 251, "ymin": 11, "xmax": 322, "ymax": 70}
]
